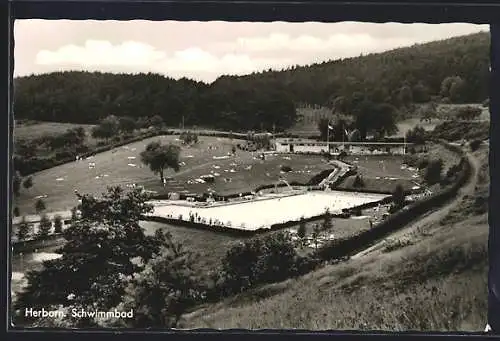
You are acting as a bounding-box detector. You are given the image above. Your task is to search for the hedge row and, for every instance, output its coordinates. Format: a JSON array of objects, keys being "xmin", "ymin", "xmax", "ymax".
[
  {"xmin": 12, "ymin": 234, "xmax": 64, "ymax": 254},
  {"xmin": 315, "ymin": 144, "xmax": 471, "ymax": 261}
]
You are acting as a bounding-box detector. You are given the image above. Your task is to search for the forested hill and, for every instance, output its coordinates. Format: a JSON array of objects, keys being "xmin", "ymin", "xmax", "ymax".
[{"xmin": 14, "ymin": 31, "xmax": 489, "ymax": 132}]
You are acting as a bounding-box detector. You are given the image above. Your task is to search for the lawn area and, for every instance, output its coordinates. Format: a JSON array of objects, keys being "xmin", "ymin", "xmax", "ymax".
[
  {"xmin": 140, "ymin": 221, "xmax": 242, "ymax": 273},
  {"xmin": 344, "ymin": 155, "xmax": 418, "ymax": 179},
  {"xmin": 13, "ymin": 135, "xmax": 332, "ymax": 215},
  {"xmin": 14, "ymin": 121, "xmax": 96, "ymax": 142},
  {"xmin": 337, "ymin": 155, "xmax": 421, "ymax": 193}
]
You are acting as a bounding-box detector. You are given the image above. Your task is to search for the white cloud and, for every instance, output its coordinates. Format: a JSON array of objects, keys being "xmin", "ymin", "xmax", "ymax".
[
  {"xmin": 21, "ymin": 21, "xmax": 488, "ymax": 82},
  {"xmin": 36, "ymin": 40, "xmax": 166, "ymax": 66},
  {"xmin": 34, "ymin": 40, "xmax": 293, "ymax": 82}
]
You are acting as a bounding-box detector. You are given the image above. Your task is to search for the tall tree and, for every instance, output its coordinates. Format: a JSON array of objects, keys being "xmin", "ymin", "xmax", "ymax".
[
  {"xmin": 116, "ymin": 235, "xmax": 202, "ymax": 328},
  {"xmin": 140, "ymin": 142, "xmax": 181, "ymax": 184},
  {"xmin": 14, "ymin": 187, "xmax": 167, "ymax": 324},
  {"xmin": 17, "ymin": 216, "xmax": 31, "ymax": 241},
  {"xmin": 37, "ymin": 214, "xmax": 52, "ymax": 239}
]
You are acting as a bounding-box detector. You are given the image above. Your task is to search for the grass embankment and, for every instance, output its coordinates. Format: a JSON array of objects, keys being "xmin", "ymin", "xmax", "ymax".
[
  {"xmin": 179, "ymin": 145, "xmax": 488, "ymax": 331},
  {"xmin": 336, "ymin": 143, "xmax": 459, "ymax": 194}
]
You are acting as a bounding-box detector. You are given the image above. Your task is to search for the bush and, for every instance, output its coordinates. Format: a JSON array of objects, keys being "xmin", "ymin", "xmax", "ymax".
[
  {"xmin": 338, "ymin": 151, "xmax": 348, "ymax": 160},
  {"xmin": 352, "ymin": 175, "xmax": 365, "ymax": 188},
  {"xmin": 417, "ymin": 158, "xmax": 430, "ymax": 170},
  {"xmin": 53, "ymin": 215, "xmax": 63, "ymax": 233},
  {"xmin": 17, "ymin": 216, "xmax": 31, "ymax": 241},
  {"xmin": 220, "ymin": 232, "xmax": 299, "ymax": 294},
  {"xmin": 469, "ymin": 139, "xmax": 483, "ymax": 151},
  {"xmin": 406, "ymin": 126, "xmax": 427, "ymax": 145},
  {"xmin": 424, "ymin": 159, "xmax": 444, "ymax": 185},
  {"xmin": 392, "ymin": 184, "xmax": 406, "ymax": 209},
  {"xmin": 35, "ymin": 198, "xmax": 46, "ymax": 213},
  {"xmin": 37, "ymin": 214, "xmax": 52, "ymax": 239},
  {"xmin": 280, "ymin": 165, "xmax": 292, "ymax": 172}
]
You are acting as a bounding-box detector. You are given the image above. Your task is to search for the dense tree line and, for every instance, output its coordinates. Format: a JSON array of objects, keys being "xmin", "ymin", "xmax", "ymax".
[{"xmin": 14, "ymin": 32, "xmax": 489, "ymax": 132}]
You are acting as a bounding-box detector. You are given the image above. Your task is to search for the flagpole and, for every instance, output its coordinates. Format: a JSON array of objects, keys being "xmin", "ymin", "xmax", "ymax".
[{"xmin": 326, "ymin": 119, "xmax": 330, "ymax": 154}]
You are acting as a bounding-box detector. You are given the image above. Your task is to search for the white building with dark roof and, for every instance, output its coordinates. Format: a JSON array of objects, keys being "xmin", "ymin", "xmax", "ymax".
[{"xmin": 274, "ymin": 138, "xmax": 413, "ymax": 155}]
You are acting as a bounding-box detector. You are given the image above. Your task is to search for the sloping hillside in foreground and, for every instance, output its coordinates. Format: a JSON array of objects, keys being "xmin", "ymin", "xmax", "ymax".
[{"xmin": 179, "ymin": 143, "xmax": 489, "ymax": 331}]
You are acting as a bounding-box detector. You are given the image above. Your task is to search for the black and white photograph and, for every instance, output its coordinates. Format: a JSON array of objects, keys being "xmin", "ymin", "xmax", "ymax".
[{"xmin": 10, "ymin": 20, "xmax": 491, "ymax": 330}]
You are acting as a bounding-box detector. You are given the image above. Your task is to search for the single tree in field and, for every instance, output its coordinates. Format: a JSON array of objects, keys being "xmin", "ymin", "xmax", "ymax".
[
  {"xmin": 392, "ymin": 184, "xmax": 406, "ymax": 209},
  {"xmin": 53, "ymin": 215, "xmax": 63, "ymax": 233},
  {"xmin": 17, "ymin": 216, "xmax": 31, "ymax": 241},
  {"xmin": 23, "ymin": 176, "xmax": 33, "ymax": 190},
  {"xmin": 311, "ymin": 223, "xmax": 322, "ymax": 250},
  {"xmin": 322, "ymin": 209, "xmax": 333, "ymax": 232},
  {"xmin": 35, "ymin": 198, "xmax": 46, "ymax": 214},
  {"xmin": 140, "ymin": 142, "xmax": 181, "ymax": 184},
  {"xmin": 37, "ymin": 214, "xmax": 52, "ymax": 239}
]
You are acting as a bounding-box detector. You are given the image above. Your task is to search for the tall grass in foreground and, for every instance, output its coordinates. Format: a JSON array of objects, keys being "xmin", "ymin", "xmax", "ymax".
[
  {"xmin": 180, "ymin": 218, "xmax": 488, "ymax": 331},
  {"xmin": 181, "ymin": 263, "xmax": 486, "ymax": 331}
]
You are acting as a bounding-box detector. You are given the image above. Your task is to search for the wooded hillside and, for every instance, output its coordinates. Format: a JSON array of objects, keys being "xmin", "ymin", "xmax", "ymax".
[{"xmin": 14, "ymin": 31, "xmax": 489, "ymax": 132}]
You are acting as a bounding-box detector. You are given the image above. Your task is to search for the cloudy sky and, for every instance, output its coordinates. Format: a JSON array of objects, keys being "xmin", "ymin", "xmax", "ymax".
[{"xmin": 14, "ymin": 20, "xmax": 488, "ymax": 83}]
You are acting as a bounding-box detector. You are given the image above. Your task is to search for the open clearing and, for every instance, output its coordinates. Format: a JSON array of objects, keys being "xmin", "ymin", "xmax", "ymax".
[
  {"xmin": 14, "ymin": 135, "xmax": 333, "ymax": 214},
  {"xmin": 14, "ymin": 121, "xmax": 96, "ymax": 141}
]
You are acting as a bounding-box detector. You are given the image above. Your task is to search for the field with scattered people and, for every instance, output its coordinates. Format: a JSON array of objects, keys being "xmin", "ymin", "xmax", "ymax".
[{"xmin": 13, "ymin": 135, "xmax": 335, "ymax": 215}]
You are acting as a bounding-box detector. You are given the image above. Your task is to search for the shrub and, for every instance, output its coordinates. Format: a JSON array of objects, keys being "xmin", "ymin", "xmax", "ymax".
[
  {"xmin": 469, "ymin": 139, "xmax": 483, "ymax": 151},
  {"xmin": 37, "ymin": 214, "xmax": 52, "ymax": 239},
  {"xmin": 220, "ymin": 232, "xmax": 299, "ymax": 294},
  {"xmin": 392, "ymin": 184, "xmax": 406, "ymax": 209},
  {"xmin": 417, "ymin": 158, "xmax": 430, "ymax": 170},
  {"xmin": 297, "ymin": 218, "xmax": 307, "ymax": 240},
  {"xmin": 352, "ymin": 175, "xmax": 365, "ymax": 188},
  {"xmin": 13, "ymin": 206, "xmax": 20, "ymax": 217},
  {"xmin": 280, "ymin": 165, "xmax": 292, "ymax": 172},
  {"xmin": 35, "ymin": 198, "xmax": 46, "ymax": 213},
  {"xmin": 53, "ymin": 215, "xmax": 63, "ymax": 233},
  {"xmin": 17, "ymin": 216, "xmax": 31, "ymax": 241},
  {"xmin": 338, "ymin": 151, "xmax": 348, "ymax": 160},
  {"xmin": 22, "ymin": 176, "xmax": 33, "ymax": 190},
  {"xmin": 424, "ymin": 159, "xmax": 444, "ymax": 185},
  {"xmin": 406, "ymin": 126, "xmax": 427, "ymax": 145}
]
